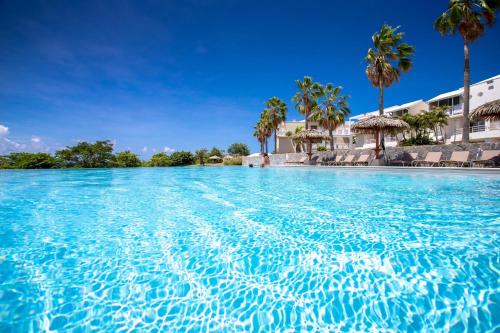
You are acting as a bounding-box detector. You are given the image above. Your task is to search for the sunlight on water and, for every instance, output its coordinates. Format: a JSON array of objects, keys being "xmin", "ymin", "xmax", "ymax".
[{"xmin": 0, "ymin": 167, "xmax": 499, "ymax": 332}]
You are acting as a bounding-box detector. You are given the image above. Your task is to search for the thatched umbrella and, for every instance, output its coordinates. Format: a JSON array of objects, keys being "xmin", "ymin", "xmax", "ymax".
[
  {"xmin": 470, "ymin": 99, "xmax": 500, "ymax": 121},
  {"xmin": 292, "ymin": 129, "xmax": 331, "ymax": 160},
  {"xmin": 208, "ymin": 155, "xmax": 222, "ymax": 161},
  {"xmin": 351, "ymin": 115, "xmax": 410, "ymax": 159}
]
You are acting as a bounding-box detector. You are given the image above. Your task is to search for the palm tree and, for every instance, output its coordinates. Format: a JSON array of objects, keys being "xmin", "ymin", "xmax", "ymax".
[
  {"xmin": 292, "ymin": 76, "xmax": 323, "ymax": 130},
  {"xmin": 366, "ymin": 24, "xmax": 414, "ymax": 156},
  {"xmin": 253, "ymin": 122, "xmax": 266, "ymax": 154},
  {"xmin": 435, "ymin": 0, "xmax": 499, "ymax": 143},
  {"xmin": 265, "ymin": 97, "xmax": 288, "ymax": 153},
  {"xmin": 427, "ymin": 106, "xmax": 449, "ymax": 143},
  {"xmin": 254, "ymin": 110, "xmax": 273, "ymax": 154},
  {"xmin": 313, "ymin": 84, "xmax": 351, "ymax": 151}
]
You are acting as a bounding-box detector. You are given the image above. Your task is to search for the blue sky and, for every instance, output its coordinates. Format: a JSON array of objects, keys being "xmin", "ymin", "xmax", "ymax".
[{"xmin": 1, "ymin": 1, "xmax": 499, "ymax": 156}]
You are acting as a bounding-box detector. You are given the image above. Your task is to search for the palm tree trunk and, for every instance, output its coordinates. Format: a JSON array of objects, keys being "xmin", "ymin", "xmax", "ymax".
[
  {"xmin": 462, "ymin": 41, "xmax": 470, "ymax": 143},
  {"xmin": 265, "ymin": 138, "xmax": 269, "ymax": 154},
  {"xmin": 274, "ymin": 130, "xmax": 277, "ymax": 154},
  {"xmin": 378, "ymin": 81, "xmax": 384, "ymax": 158},
  {"xmin": 329, "ymin": 128, "xmax": 334, "ymax": 151}
]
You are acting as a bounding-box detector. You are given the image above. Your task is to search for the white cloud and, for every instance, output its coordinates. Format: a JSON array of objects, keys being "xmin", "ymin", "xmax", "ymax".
[
  {"xmin": 0, "ymin": 124, "xmax": 9, "ymax": 136},
  {"xmin": 152, "ymin": 148, "xmax": 157, "ymax": 153},
  {"xmin": 0, "ymin": 137, "xmax": 27, "ymax": 153},
  {"xmin": 142, "ymin": 146, "xmax": 148, "ymax": 152},
  {"xmin": 31, "ymin": 136, "xmax": 41, "ymax": 143},
  {"xmin": 163, "ymin": 146, "xmax": 175, "ymax": 153}
]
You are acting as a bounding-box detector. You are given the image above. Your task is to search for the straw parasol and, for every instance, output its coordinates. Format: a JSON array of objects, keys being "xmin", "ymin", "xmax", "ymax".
[
  {"xmin": 351, "ymin": 115, "xmax": 410, "ymax": 159},
  {"xmin": 470, "ymin": 99, "xmax": 500, "ymax": 121},
  {"xmin": 208, "ymin": 155, "xmax": 222, "ymax": 161},
  {"xmin": 292, "ymin": 129, "xmax": 331, "ymax": 160}
]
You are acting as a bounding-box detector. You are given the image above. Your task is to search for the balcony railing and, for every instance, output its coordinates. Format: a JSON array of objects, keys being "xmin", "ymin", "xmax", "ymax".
[{"xmin": 454, "ymin": 123, "xmax": 486, "ymax": 135}]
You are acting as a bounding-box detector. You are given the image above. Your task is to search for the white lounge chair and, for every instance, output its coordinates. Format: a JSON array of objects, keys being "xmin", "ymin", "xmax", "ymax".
[
  {"xmin": 412, "ymin": 152, "xmax": 442, "ymax": 167},
  {"xmin": 472, "ymin": 150, "xmax": 499, "ymax": 167},
  {"xmin": 440, "ymin": 151, "xmax": 470, "ymax": 167}
]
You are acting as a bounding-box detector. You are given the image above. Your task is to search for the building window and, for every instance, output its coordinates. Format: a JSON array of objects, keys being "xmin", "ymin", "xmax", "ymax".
[
  {"xmin": 486, "ymin": 80, "xmax": 493, "ymax": 84},
  {"xmin": 489, "ymin": 85, "xmax": 494, "ymax": 90},
  {"xmin": 310, "ymin": 125, "xmax": 317, "ymax": 130},
  {"xmin": 478, "ymin": 92, "xmax": 483, "ymax": 97}
]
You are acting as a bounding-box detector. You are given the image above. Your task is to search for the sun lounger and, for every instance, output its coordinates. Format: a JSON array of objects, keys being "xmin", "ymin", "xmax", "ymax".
[
  {"xmin": 285, "ymin": 156, "xmax": 307, "ymax": 164},
  {"xmin": 440, "ymin": 151, "xmax": 470, "ymax": 167},
  {"xmin": 339, "ymin": 155, "xmax": 355, "ymax": 166},
  {"xmin": 471, "ymin": 150, "xmax": 499, "ymax": 167},
  {"xmin": 327, "ymin": 155, "xmax": 344, "ymax": 166},
  {"xmin": 354, "ymin": 154, "xmax": 370, "ymax": 166},
  {"xmin": 390, "ymin": 152, "xmax": 418, "ymax": 167},
  {"xmin": 412, "ymin": 152, "xmax": 442, "ymax": 167}
]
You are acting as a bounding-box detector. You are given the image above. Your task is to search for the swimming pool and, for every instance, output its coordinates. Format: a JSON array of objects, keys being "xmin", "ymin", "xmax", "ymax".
[{"xmin": 0, "ymin": 167, "xmax": 499, "ymax": 332}]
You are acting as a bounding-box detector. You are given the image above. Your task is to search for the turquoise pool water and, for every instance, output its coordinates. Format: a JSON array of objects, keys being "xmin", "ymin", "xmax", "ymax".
[{"xmin": 0, "ymin": 167, "xmax": 499, "ymax": 332}]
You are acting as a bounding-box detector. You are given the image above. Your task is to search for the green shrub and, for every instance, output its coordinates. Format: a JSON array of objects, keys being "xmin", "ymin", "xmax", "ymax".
[
  {"xmin": 227, "ymin": 143, "xmax": 250, "ymax": 156},
  {"xmin": 55, "ymin": 140, "xmax": 115, "ymax": 168},
  {"xmin": 149, "ymin": 153, "xmax": 170, "ymax": 167},
  {"xmin": 115, "ymin": 151, "xmax": 142, "ymax": 167},
  {"xmin": 400, "ymin": 135, "xmax": 436, "ymax": 146},
  {"xmin": 1, "ymin": 152, "xmax": 57, "ymax": 169},
  {"xmin": 223, "ymin": 157, "xmax": 242, "ymax": 166},
  {"xmin": 168, "ymin": 151, "xmax": 194, "ymax": 166},
  {"xmin": 317, "ymin": 145, "xmax": 327, "ymax": 152}
]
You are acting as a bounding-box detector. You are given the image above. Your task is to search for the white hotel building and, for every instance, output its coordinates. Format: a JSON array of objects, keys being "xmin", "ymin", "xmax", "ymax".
[
  {"xmin": 350, "ymin": 74, "xmax": 500, "ymax": 149},
  {"xmin": 274, "ymin": 74, "xmax": 499, "ymax": 154}
]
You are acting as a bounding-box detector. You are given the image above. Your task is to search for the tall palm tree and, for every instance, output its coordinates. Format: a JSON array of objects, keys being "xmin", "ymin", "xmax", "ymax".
[
  {"xmin": 435, "ymin": 0, "xmax": 499, "ymax": 143},
  {"xmin": 292, "ymin": 76, "xmax": 323, "ymax": 130},
  {"xmin": 313, "ymin": 84, "xmax": 351, "ymax": 151},
  {"xmin": 265, "ymin": 97, "xmax": 288, "ymax": 153},
  {"xmin": 254, "ymin": 110, "xmax": 273, "ymax": 154},
  {"xmin": 366, "ymin": 24, "xmax": 414, "ymax": 156},
  {"xmin": 253, "ymin": 120, "xmax": 268, "ymax": 154}
]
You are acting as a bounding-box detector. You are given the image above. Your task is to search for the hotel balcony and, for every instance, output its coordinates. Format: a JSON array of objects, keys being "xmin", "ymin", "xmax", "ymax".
[{"xmin": 450, "ymin": 121, "xmax": 500, "ymax": 142}]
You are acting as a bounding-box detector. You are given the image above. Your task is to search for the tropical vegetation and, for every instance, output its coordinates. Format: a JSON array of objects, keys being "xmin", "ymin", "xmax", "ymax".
[
  {"xmin": 194, "ymin": 148, "xmax": 209, "ymax": 165},
  {"xmin": 254, "ymin": 110, "xmax": 273, "ymax": 154},
  {"xmin": 312, "ymin": 84, "xmax": 350, "ymax": 151},
  {"xmin": 227, "ymin": 143, "xmax": 250, "ymax": 156},
  {"xmin": 398, "ymin": 106, "xmax": 449, "ymax": 145},
  {"xmin": 435, "ymin": 0, "xmax": 499, "ymax": 143},
  {"xmin": 292, "ymin": 77, "xmax": 322, "ymax": 130},
  {"xmin": 265, "ymin": 97, "xmax": 288, "ymax": 153},
  {"xmin": 0, "ymin": 141, "xmax": 249, "ymax": 169},
  {"xmin": 365, "ymin": 24, "xmax": 414, "ymax": 154},
  {"xmin": 115, "ymin": 151, "xmax": 142, "ymax": 167}
]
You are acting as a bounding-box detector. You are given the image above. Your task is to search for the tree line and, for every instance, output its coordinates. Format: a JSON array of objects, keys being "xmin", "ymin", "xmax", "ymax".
[
  {"xmin": 253, "ymin": 0, "xmax": 499, "ymax": 152},
  {"xmin": 0, "ymin": 141, "xmax": 250, "ymax": 169}
]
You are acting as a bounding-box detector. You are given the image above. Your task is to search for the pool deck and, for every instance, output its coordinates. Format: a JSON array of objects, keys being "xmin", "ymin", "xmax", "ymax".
[{"xmin": 269, "ymin": 165, "xmax": 500, "ymax": 174}]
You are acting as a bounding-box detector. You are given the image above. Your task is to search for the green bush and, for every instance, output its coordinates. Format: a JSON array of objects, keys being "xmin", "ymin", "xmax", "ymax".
[
  {"xmin": 223, "ymin": 157, "xmax": 242, "ymax": 165},
  {"xmin": 400, "ymin": 135, "xmax": 436, "ymax": 146},
  {"xmin": 317, "ymin": 145, "xmax": 327, "ymax": 152},
  {"xmin": 168, "ymin": 151, "xmax": 194, "ymax": 166},
  {"xmin": 227, "ymin": 143, "xmax": 250, "ymax": 156},
  {"xmin": 194, "ymin": 148, "xmax": 208, "ymax": 165},
  {"xmin": 0, "ymin": 152, "xmax": 57, "ymax": 169},
  {"xmin": 115, "ymin": 151, "xmax": 142, "ymax": 167},
  {"xmin": 55, "ymin": 140, "xmax": 115, "ymax": 168},
  {"xmin": 149, "ymin": 153, "xmax": 171, "ymax": 167}
]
